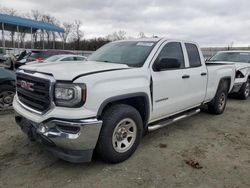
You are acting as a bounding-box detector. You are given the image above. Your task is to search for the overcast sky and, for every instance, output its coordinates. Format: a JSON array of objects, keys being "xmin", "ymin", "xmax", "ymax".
[{"xmin": 1, "ymin": 0, "xmax": 250, "ymax": 47}]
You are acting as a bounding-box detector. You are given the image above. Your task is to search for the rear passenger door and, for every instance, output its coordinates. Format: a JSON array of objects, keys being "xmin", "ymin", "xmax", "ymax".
[{"xmin": 182, "ymin": 43, "xmax": 207, "ymax": 107}]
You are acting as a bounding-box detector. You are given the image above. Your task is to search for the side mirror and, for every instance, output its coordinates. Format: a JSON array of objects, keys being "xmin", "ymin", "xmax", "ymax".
[{"xmin": 154, "ymin": 58, "xmax": 180, "ymax": 71}]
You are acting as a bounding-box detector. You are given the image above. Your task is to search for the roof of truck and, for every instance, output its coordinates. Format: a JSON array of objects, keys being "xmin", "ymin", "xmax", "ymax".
[
  {"xmin": 119, "ymin": 37, "xmax": 198, "ymax": 44},
  {"xmin": 217, "ymin": 50, "xmax": 250, "ymax": 53},
  {"xmin": 119, "ymin": 37, "xmax": 162, "ymax": 42}
]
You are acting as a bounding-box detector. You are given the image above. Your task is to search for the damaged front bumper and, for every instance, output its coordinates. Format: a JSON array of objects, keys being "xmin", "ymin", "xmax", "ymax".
[{"xmin": 15, "ymin": 114, "xmax": 102, "ymax": 163}]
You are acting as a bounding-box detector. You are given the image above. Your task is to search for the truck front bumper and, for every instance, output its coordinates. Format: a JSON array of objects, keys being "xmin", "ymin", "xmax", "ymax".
[{"xmin": 15, "ymin": 114, "xmax": 102, "ymax": 163}]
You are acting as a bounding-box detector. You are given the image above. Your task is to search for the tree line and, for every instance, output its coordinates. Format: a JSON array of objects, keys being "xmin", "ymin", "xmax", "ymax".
[{"xmin": 0, "ymin": 6, "xmax": 148, "ymax": 51}]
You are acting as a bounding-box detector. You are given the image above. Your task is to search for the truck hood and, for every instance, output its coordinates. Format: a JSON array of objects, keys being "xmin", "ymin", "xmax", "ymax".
[
  {"xmin": 208, "ymin": 60, "xmax": 250, "ymax": 70},
  {"xmin": 20, "ymin": 61, "xmax": 130, "ymax": 80}
]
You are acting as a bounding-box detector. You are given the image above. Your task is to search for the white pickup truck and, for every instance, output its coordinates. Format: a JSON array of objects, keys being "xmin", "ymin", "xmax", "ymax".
[
  {"xmin": 208, "ymin": 51, "xmax": 250, "ymax": 99},
  {"xmin": 13, "ymin": 38, "xmax": 236, "ymax": 163}
]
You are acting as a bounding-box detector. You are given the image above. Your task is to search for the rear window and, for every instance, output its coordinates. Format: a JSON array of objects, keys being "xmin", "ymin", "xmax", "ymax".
[
  {"xmin": 30, "ymin": 52, "xmax": 42, "ymax": 58},
  {"xmin": 76, "ymin": 56, "xmax": 86, "ymax": 61},
  {"xmin": 61, "ymin": 57, "xmax": 74, "ymax": 61},
  {"xmin": 185, "ymin": 43, "xmax": 202, "ymax": 67}
]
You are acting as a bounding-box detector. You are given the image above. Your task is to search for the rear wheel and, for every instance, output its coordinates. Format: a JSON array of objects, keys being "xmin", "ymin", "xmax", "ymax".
[
  {"xmin": 96, "ymin": 104, "xmax": 143, "ymax": 163},
  {"xmin": 208, "ymin": 82, "xmax": 228, "ymax": 115},
  {"xmin": 239, "ymin": 80, "xmax": 250, "ymax": 100},
  {"xmin": 0, "ymin": 85, "xmax": 15, "ymax": 109}
]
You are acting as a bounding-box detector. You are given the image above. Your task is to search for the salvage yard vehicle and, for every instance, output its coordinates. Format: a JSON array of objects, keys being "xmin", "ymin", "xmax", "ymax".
[
  {"xmin": 15, "ymin": 50, "xmax": 74, "ymax": 69},
  {"xmin": 0, "ymin": 68, "xmax": 16, "ymax": 109},
  {"xmin": 208, "ymin": 51, "xmax": 250, "ymax": 99},
  {"xmin": 35, "ymin": 54, "xmax": 86, "ymax": 63},
  {"xmin": 13, "ymin": 38, "xmax": 236, "ymax": 163}
]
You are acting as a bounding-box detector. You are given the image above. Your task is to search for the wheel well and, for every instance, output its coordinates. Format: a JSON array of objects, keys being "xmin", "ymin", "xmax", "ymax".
[
  {"xmin": 98, "ymin": 96, "xmax": 149, "ymax": 127},
  {"xmin": 220, "ymin": 78, "xmax": 231, "ymax": 93}
]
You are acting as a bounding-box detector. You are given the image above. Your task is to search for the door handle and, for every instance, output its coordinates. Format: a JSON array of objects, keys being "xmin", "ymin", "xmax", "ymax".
[
  {"xmin": 201, "ymin": 72, "xmax": 207, "ymax": 76},
  {"xmin": 182, "ymin": 75, "xmax": 190, "ymax": 79}
]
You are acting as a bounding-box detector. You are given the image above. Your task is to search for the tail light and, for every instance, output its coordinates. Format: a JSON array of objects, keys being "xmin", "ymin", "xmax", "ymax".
[
  {"xmin": 235, "ymin": 70, "xmax": 244, "ymax": 78},
  {"xmin": 36, "ymin": 57, "xmax": 44, "ymax": 62}
]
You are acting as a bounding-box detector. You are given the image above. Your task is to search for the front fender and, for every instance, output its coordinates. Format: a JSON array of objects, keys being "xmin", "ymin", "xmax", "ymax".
[{"xmin": 74, "ymin": 68, "xmax": 151, "ymax": 118}]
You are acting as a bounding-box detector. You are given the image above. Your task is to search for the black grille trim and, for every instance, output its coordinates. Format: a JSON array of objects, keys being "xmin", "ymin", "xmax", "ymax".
[{"xmin": 16, "ymin": 72, "xmax": 51, "ymax": 113}]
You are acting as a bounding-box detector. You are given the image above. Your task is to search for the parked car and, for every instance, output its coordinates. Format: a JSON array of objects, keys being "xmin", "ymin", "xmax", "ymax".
[
  {"xmin": 0, "ymin": 68, "xmax": 16, "ymax": 109},
  {"xmin": 208, "ymin": 51, "xmax": 250, "ymax": 99},
  {"xmin": 30, "ymin": 54, "xmax": 87, "ymax": 64},
  {"xmin": 13, "ymin": 38, "xmax": 235, "ymax": 163},
  {"xmin": 0, "ymin": 48, "xmax": 15, "ymax": 62},
  {"xmin": 0, "ymin": 48, "xmax": 6, "ymax": 62},
  {"xmin": 15, "ymin": 50, "xmax": 74, "ymax": 68}
]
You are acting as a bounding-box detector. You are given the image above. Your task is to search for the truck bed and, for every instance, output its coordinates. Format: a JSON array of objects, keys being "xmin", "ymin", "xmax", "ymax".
[{"xmin": 205, "ymin": 63, "xmax": 235, "ymax": 101}]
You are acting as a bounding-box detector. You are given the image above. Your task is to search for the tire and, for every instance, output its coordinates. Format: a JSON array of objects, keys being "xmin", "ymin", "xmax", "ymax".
[
  {"xmin": 208, "ymin": 82, "xmax": 228, "ymax": 115},
  {"xmin": 0, "ymin": 84, "xmax": 15, "ymax": 109},
  {"xmin": 238, "ymin": 80, "xmax": 250, "ymax": 100},
  {"xmin": 96, "ymin": 104, "xmax": 143, "ymax": 163}
]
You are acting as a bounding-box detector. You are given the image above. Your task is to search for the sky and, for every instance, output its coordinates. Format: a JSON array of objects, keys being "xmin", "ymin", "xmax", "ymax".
[{"xmin": 1, "ymin": 0, "xmax": 250, "ymax": 47}]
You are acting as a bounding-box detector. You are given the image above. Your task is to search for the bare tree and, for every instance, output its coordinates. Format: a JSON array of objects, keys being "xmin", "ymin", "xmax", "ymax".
[
  {"xmin": 227, "ymin": 41, "xmax": 234, "ymax": 50},
  {"xmin": 30, "ymin": 10, "xmax": 42, "ymax": 47},
  {"xmin": 117, "ymin": 30, "xmax": 126, "ymax": 40},
  {"xmin": 106, "ymin": 30, "xmax": 126, "ymax": 41},
  {"xmin": 58, "ymin": 22, "xmax": 73, "ymax": 49},
  {"xmin": 41, "ymin": 14, "xmax": 60, "ymax": 48},
  {"xmin": 0, "ymin": 7, "xmax": 17, "ymax": 47},
  {"xmin": 138, "ymin": 32, "xmax": 146, "ymax": 38},
  {"xmin": 0, "ymin": 6, "xmax": 16, "ymax": 15},
  {"xmin": 71, "ymin": 20, "xmax": 84, "ymax": 50}
]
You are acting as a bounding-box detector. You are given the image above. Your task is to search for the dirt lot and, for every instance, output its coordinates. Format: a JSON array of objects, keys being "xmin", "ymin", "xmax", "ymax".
[{"xmin": 0, "ymin": 98, "xmax": 250, "ymax": 188}]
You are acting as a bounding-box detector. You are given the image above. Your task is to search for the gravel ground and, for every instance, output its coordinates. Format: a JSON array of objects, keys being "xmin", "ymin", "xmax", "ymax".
[{"xmin": 0, "ymin": 98, "xmax": 250, "ymax": 188}]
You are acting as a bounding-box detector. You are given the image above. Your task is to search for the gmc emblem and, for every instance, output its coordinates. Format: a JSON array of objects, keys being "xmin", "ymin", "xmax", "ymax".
[{"xmin": 20, "ymin": 80, "xmax": 34, "ymax": 91}]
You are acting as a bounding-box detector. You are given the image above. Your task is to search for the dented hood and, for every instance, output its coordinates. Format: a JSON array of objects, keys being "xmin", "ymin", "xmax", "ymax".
[
  {"xmin": 20, "ymin": 61, "xmax": 130, "ymax": 80},
  {"xmin": 207, "ymin": 61, "xmax": 250, "ymax": 75}
]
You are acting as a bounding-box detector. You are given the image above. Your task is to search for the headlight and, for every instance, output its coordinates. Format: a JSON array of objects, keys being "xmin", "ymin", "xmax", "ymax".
[{"xmin": 54, "ymin": 83, "xmax": 86, "ymax": 107}]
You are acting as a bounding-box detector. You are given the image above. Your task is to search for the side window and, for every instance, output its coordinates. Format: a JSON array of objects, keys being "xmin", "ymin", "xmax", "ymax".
[
  {"xmin": 155, "ymin": 42, "xmax": 185, "ymax": 70},
  {"xmin": 75, "ymin": 57, "xmax": 85, "ymax": 61},
  {"xmin": 61, "ymin": 57, "xmax": 74, "ymax": 61},
  {"xmin": 185, "ymin": 43, "xmax": 201, "ymax": 67}
]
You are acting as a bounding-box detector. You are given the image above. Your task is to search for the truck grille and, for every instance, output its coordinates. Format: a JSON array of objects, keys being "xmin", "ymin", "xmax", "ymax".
[{"xmin": 16, "ymin": 72, "xmax": 51, "ymax": 113}]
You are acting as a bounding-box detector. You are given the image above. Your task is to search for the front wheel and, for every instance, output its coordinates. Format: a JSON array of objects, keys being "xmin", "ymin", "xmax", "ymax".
[
  {"xmin": 208, "ymin": 86, "xmax": 228, "ymax": 115},
  {"xmin": 239, "ymin": 80, "xmax": 250, "ymax": 100},
  {"xmin": 96, "ymin": 104, "xmax": 143, "ymax": 163},
  {"xmin": 0, "ymin": 84, "xmax": 15, "ymax": 109}
]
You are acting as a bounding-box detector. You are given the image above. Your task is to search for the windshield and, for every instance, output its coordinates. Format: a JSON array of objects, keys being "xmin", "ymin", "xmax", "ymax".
[
  {"xmin": 45, "ymin": 55, "xmax": 64, "ymax": 62},
  {"xmin": 209, "ymin": 52, "xmax": 250, "ymax": 63},
  {"xmin": 88, "ymin": 41, "xmax": 156, "ymax": 67}
]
